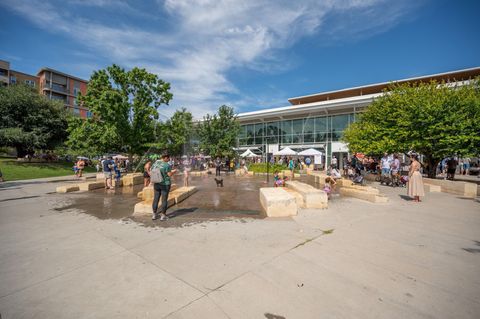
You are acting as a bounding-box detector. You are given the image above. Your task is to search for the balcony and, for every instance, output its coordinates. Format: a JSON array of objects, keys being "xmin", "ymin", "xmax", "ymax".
[{"xmin": 43, "ymin": 81, "xmax": 68, "ymax": 93}]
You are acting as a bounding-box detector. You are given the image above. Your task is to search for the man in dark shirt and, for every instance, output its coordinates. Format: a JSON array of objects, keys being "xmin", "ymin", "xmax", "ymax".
[{"xmin": 103, "ymin": 156, "xmax": 114, "ymax": 189}]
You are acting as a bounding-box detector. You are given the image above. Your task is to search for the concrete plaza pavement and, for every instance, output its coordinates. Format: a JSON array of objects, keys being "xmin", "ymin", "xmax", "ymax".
[{"xmin": 0, "ymin": 177, "xmax": 479, "ymax": 318}]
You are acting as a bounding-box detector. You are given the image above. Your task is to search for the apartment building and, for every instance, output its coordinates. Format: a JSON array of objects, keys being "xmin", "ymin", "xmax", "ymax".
[
  {"xmin": 37, "ymin": 68, "xmax": 91, "ymax": 118},
  {"xmin": 0, "ymin": 60, "xmax": 10, "ymax": 86},
  {"xmin": 0, "ymin": 59, "xmax": 39, "ymax": 88},
  {"xmin": 1, "ymin": 59, "xmax": 91, "ymax": 119}
]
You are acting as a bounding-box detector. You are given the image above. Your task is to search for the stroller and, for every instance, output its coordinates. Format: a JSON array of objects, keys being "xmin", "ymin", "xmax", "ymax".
[{"xmin": 352, "ymin": 170, "xmax": 367, "ymax": 186}]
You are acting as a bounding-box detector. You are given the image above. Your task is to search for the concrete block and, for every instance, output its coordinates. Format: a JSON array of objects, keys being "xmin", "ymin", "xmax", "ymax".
[
  {"xmin": 339, "ymin": 187, "xmax": 389, "ymax": 203},
  {"xmin": 78, "ymin": 181, "xmax": 105, "ymax": 191},
  {"xmin": 294, "ymin": 173, "xmax": 301, "ymax": 178},
  {"xmin": 259, "ymin": 187, "xmax": 297, "ymax": 217},
  {"xmin": 343, "ymin": 184, "xmax": 380, "ymax": 195},
  {"xmin": 286, "ymin": 181, "xmax": 328, "ymax": 209},
  {"xmin": 96, "ymin": 173, "xmax": 105, "ymax": 180},
  {"xmin": 247, "ymin": 171, "xmax": 254, "ymax": 176},
  {"xmin": 336, "ymin": 179, "xmax": 354, "ymax": 187},
  {"xmin": 423, "ymin": 178, "xmax": 477, "ymax": 198},
  {"xmin": 171, "ymin": 186, "xmax": 198, "ymax": 204},
  {"xmin": 122, "ymin": 173, "xmax": 143, "ymax": 186},
  {"xmin": 424, "ymin": 184, "xmax": 441, "ymax": 193},
  {"xmin": 133, "ymin": 197, "xmax": 176, "ymax": 217},
  {"xmin": 56, "ymin": 185, "xmax": 80, "ymax": 193},
  {"xmin": 284, "ymin": 188, "xmax": 305, "ymax": 208}
]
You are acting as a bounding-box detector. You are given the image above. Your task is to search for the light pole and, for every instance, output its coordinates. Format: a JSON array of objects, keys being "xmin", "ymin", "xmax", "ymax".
[{"xmin": 266, "ymin": 138, "xmax": 269, "ymax": 184}]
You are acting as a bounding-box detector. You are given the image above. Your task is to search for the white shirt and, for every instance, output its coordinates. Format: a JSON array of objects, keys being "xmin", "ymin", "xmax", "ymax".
[{"xmin": 381, "ymin": 157, "xmax": 391, "ymax": 169}]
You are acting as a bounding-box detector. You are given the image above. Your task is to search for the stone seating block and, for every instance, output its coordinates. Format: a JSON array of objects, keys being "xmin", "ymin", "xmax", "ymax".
[
  {"xmin": 123, "ymin": 173, "xmax": 143, "ymax": 186},
  {"xmin": 423, "ymin": 178, "xmax": 477, "ymax": 198},
  {"xmin": 286, "ymin": 181, "xmax": 328, "ymax": 209},
  {"xmin": 78, "ymin": 181, "xmax": 105, "ymax": 191},
  {"xmin": 284, "ymin": 188, "xmax": 305, "ymax": 208},
  {"xmin": 56, "ymin": 185, "xmax": 80, "ymax": 193},
  {"xmin": 424, "ymin": 184, "xmax": 441, "ymax": 193},
  {"xmin": 260, "ymin": 187, "xmax": 297, "ymax": 217},
  {"xmin": 247, "ymin": 171, "xmax": 254, "ymax": 176},
  {"xmin": 171, "ymin": 186, "xmax": 198, "ymax": 204},
  {"xmin": 344, "ymin": 184, "xmax": 380, "ymax": 194},
  {"xmin": 133, "ymin": 198, "xmax": 176, "ymax": 217},
  {"xmin": 336, "ymin": 179, "xmax": 353, "ymax": 187},
  {"xmin": 339, "ymin": 187, "xmax": 389, "ymax": 203},
  {"xmin": 96, "ymin": 173, "xmax": 105, "ymax": 180}
]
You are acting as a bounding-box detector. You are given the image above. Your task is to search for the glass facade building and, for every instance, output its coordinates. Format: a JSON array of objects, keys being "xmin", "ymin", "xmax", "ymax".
[{"xmin": 238, "ymin": 113, "xmax": 356, "ymax": 147}]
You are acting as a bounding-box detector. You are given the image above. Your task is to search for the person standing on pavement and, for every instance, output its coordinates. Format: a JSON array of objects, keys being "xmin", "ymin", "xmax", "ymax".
[
  {"xmin": 152, "ymin": 154, "xmax": 177, "ymax": 221},
  {"xmin": 103, "ymin": 156, "xmax": 114, "ymax": 190},
  {"xmin": 407, "ymin": 153, "xmax": 425, "ymax": 202},
  {"xmin": 215, "ymin": 157, "xmax": 221, "ymax": 176}
]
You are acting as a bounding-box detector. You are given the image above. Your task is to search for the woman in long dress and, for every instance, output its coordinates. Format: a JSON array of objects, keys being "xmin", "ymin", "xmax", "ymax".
[{"xmin": 407, "ymin": 153, "xmax": 425, "ymax": 202}]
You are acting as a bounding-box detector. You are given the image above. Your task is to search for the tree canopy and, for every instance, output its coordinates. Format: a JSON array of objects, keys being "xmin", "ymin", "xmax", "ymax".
[
  {"xmin": 343, "ymin": 78, "xmax": 480, "ymax": 177},
  {"xmin": 66, "ymin": 64, "xmax": 173, "ymax": 156},
  {"xmin": 0, "ymin": 84, "xmax": 68, "ymax": 157},
  {"xmin": 198, "ymin": 105, "xmax": 240, "ymax": 157},
  {"xmin": 153, "ymin": 108, "xmax": 193, "ymax": 156}
]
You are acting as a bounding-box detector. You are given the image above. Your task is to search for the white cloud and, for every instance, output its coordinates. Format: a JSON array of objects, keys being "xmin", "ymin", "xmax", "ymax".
[{"xmin": 1, "ymin": 0, "xmax": 421, "ymax": 119}]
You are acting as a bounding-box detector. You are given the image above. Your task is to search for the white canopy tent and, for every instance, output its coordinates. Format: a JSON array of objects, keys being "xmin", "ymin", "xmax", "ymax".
[
  {"xmin": 273, "ymin": 147, "xmax": 298, "ymax": 156},
  {"xmin": 112, "ymin": 154, "xmax": 128, "ymax": 160},
  {"xmin": 240, "ymin": 149, "xmax": 260, "ymax": 158},
  {"xmin": 298, "ymin": 148, "xmax": 323, "ymax": 156}
]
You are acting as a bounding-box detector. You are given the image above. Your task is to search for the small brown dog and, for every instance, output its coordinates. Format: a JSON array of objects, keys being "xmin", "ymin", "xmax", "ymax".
[{"xmin": 214, "ymin": 177, "xmax": 224, "ymax": 187}]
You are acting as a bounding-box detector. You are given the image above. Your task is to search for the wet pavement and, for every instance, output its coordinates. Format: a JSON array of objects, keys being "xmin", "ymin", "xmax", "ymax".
[{"xmin": 53, "ymin": 173, "xmax": 300, "ymax": 227}]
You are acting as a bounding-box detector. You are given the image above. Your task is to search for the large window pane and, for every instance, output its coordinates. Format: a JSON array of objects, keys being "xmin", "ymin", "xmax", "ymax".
[
  {"xmin": 255, "ymin": 123, "xmax": 265, "ymax": 138},
  {"xmin": 266, "ymin": 122, "xmax": 279, "ymax": 136},
  {"xmin": 331, "ymin": 114, "xmax": 349, "ymax": 131},
  {"xmin": 315, "ymin": 117, "xmax": 327, "ymax": 132},
  {"xmin": 281, "ymin": 135, "xmax": 292, "ymax": 144},
  {"xmin": 315, "ymin": 132, "xmax": 327, "ymax": 143},
  {"xmin": 304, "ymin": 133, "xmax": 314, "ymax": 143},
  {"xmin": 292, "ymin": 119, "xmax": 304, "ymax": 135},
  {"xmin": 331, "ymin": 131, "xmax": 343, "ymax": 141},
  {"xmin": 246, "ymin": 124, "xmax": 254, "ymax": 138},
  {"xmin": 265, "ymin": 135, "xmax": 279, "ymax": 144},
  {"xmin": 238, "ymin": 125, "xmax": 247, "ymax": 139},
  {"xmin": 292, "ymin": 134, "xmax": 302, "ymax": 144},
  {"xmin": 282, "ymin": 120, "xmax": 292, "ymax": 135},
  {"xmin": 246, "ymin": 136, "xmax": 254, "ymax": 145},
  {"xmin": 304, "ymin": 118, "xmax": 314, "ymax": 143},
  {"xmin": 255, "ymin": 136, "xmax": 263, "ymax": 145}
]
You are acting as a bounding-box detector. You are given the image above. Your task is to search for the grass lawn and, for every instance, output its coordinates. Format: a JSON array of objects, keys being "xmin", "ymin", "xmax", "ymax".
[{"xmin": 0, "ymin": 158, "xmax": 96, "ymax": 181}]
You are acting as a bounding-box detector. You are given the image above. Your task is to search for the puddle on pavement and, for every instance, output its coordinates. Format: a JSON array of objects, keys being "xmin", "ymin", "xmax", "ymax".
[{"xmin": 53, "ymin": 174, "xmax": 316, "ymax": 228}]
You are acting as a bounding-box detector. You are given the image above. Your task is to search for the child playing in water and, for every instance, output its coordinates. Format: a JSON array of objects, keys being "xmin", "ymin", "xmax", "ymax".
[
  {"xmin": 323, "ymin": 176, "xmax": 336, "ymax": 199},
  {"xmin": 273, "ymin": 171, "xmax": 285, "ymax": 187}
]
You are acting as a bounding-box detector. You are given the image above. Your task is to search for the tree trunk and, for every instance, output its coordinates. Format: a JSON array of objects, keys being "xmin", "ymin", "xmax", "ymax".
[
  {"xmin": 425, "ymin": 155, "xmax": 439, "ymax": 179},
  {"xmin": 16, "ymin": 146, "xmax": 27, "ymax": 159}
]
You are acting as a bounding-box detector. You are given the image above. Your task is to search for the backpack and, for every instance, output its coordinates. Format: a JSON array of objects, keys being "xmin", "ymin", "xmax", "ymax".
[{"xmin": 150, "ymin": 160, "xmax": 164, "ymax": 184}]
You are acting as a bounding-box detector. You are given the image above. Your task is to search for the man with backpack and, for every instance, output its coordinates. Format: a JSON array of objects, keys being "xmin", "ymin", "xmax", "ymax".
[{"xmin": 151, "ymin": 154, "xmax": 177, "ymax": 221}]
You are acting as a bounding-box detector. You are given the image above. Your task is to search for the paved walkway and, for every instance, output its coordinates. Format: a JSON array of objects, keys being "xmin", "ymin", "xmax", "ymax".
[{"xmin": 0, "ymin": 178, "xmax": 479, "ymax": 318}]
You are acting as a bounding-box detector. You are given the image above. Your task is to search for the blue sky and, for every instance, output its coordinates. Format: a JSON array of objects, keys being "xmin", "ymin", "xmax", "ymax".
[{"xmin": 1, "ymin": 0, "xmax": 479, "ymax": 119}]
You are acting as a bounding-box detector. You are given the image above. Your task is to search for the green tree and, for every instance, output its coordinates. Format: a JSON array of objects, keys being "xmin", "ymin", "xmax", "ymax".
[
  {"xmin": 343, "ymin": 78, "xmax": 480, "ymax": 178},
  {"xmin": 154, "ymin": 108, "xmax": 193, "ymax": 156},
  {"xmin": 198, "ymin": 105, "xmax": 240, "ymax": 157},
  {"xmin": 0, "ymin": 84, "xmax": 68, "ymax": 157},
  {"xmin": 66, "ymin": 64, "xmax": 173, "ymax": 157}
]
